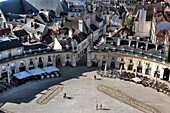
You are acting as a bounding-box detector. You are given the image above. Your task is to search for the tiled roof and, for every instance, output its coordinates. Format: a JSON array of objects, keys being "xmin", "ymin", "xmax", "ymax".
[
  {"xmin": 0, "ymin": 28, "xmax": 11, "ymax": 36},
  {"xmin": 133, "ymin": 3, "xmax": 164, "ymax": 21}
]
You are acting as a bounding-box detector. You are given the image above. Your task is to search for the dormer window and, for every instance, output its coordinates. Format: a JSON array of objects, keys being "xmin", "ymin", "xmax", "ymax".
[{"xmin": 17, "ymin": 49, "xmax": 21, "ymax": 55}]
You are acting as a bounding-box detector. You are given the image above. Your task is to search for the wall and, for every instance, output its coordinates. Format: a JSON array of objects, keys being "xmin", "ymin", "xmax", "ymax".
[
  {"xmin": 87, "ymin": 51, "xmax": 170, "ymax": 82},
  {"xmin": 22, "ymin": 0, "xmax": 62, "ymax": 15}
]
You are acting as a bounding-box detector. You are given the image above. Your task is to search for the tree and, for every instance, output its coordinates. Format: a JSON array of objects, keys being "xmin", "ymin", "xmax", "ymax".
[
  {"xmin": 124, "ymin": 14, "xmax": 134, "ymax": 35},
  {"xmin": 124, "ymin": 14, "xmax": 133, "ymax": 28}
]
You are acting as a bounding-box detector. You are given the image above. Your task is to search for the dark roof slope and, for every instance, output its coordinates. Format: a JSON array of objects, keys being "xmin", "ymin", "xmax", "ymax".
[
  {"xmin": 0, "ymin": 39, "xmax": 23, "ymax": 51},
  {"xmin": 133, "ymin": 3, "xmax": 164, "ymax": 21},
  {"xmin": 90, "ymin": 24, "xmax": 98, "ymax": 31},
  {"xmin": 73, "ymin": 32, "xmax": 87, "ymax": 44},
  {"xmin": 24, "ymin": 43, "xmax": 48, "ymax": 51},
  {"xmin": 14, "ymin": 30, "xmax": 29, "ymax": 37}
]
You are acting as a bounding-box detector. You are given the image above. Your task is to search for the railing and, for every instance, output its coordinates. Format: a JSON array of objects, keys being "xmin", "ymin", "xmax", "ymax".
[{"xmin": 91, "ymin": 47, "xmax": 166, "ymax": 62}]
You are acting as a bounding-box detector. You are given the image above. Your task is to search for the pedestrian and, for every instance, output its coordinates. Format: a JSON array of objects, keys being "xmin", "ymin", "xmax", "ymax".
[
  {"xmin": 63, "ymin": 93, "xmax": 66, "ymax": 98},
  {"xmin": 94, "ymin": 75, "xmax": 96, "ymax": 80},
  {"xmin": 96, "ymin": 104, "xmax": 98, "ymax": 110},
  {"xmin": 100, "ymin": 104, "xmax": 102, "ymax": 110}
]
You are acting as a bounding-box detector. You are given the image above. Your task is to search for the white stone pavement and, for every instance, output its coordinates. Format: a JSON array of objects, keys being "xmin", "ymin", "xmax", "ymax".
[{"xmin": 0, "ymin": 67, "xmax": 170, "ymax": 113}]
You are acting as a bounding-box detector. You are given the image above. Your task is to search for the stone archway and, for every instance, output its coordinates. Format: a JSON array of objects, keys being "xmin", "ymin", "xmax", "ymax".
[
  {"xmin": 38, "ymin": 57, "xmax": 44, "ymax": 68},
  {"xmin": 163, "ymin": 68, "xmax": 170, "ymax": 81},
  {"xmin": 118, "ymin": 57, "xmax": 124, "ymax": 70},
  {"xmin": 145, "ymin": 63, "xmax": 151, "ymax": 75},
  {"xmin": 29, "ymin": 59, "xmax": 35, "ymax": 70},
  {"xmin": 47, "ymin": 56, "xmax": 53, "ymax": 66},
  {"xmin": 19, "ymin": 61, "xmax": 26, "ymax": 72},
  {"xmin": 56, "ymin": 55, "xmax": 61, "ymax": 66},
  {"xmin": 65, "ymin": 54, "xmax": 71, "ymax": 66},
  {"xmin": 110, "ymin": 57, "xmax": 115, "ymax": 69},
  {"xmin": 10, "ymin": 63, "xmax": 16, "ymax": 74},
  {"xmin": 128, "ymin": 59, "xmax": 133, "ymax": 70},
  {"xmin": 1, "ymin": 66, "xmax": 7, "ymax": 80},
  {"xmin": 137, "ymin": 61, "xmax": 142, "ymax": 73}
]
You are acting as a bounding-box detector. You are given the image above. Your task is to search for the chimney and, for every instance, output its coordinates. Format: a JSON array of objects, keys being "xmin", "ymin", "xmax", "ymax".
[
  {"xmin": 27, "ymin": 36, "xmax": 31, "ymax": 44},
  {"xmin": 79, "ymin": 20, "xmax": 83, "ymax": 32},
  {"xmin": 31, "ymin": 22, "xmax": 34, "ymax": 27},
  {"xmin": 69, "ymin": 29, "xmax": 73, "ymax": 38},
  {"xmin": 34, "ymin": 23, "xmax": 39, "ymax": 29}
]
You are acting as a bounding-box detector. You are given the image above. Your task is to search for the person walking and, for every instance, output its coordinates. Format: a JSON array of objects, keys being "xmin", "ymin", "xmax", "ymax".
[
  {"xmin": 96, "ymin": 104, "xmax": 98, "ymax": 110},
  {"xmin": 63, "ymin": 93, "xmax": 66, "ymax": 98},
  {"xmin": 100, "ymin": 104, "xmax": 102, "ymax": 110},
  {"xmin": 94, "ymin": 75, "xmax": 96, "ymax": 80}
]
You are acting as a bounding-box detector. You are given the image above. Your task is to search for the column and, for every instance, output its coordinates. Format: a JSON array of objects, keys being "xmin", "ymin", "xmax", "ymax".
[
  {"xmin": 44, "ymin": 56, "xmax": 48, "ymax": 67},
  {"xmin": 87, "ymin": 53, "xmax": 92, "ymax": 67},
  {"xmin": 150, "ymin": 65, "xmax": 155, "ymax": 77},
  {"xmin": 128, "ymin": 40, "xmax": 131, "ymax": 47},
  {"xmin": 7, "ymin": 66, "xmax": 11, "ymax": 84},
  {"xmin": 155, "ymin": 44, "xmax": 158, "ymax": 51},
  {"xmin": 34, "ymin": 58, "xmax": 38, "ymax": 68},
  {"xmin": 117, "ymin": 38, "xmax": 121, "ymax": 46},
  {"xmin": 136, "ymin": 41, "xmax": 139, "ymax": 49},
  {"xmin": 71, "ymin": 54, "xmax": 77, "ymax": 67},
  {"xmin": 53, "ymin": 55, "xmax": 56, "ymax": 67},
  {"xmin": 145, "ymin": 42, "xmax": 148, "ymax": 51},
  {"xmin": 159, "ymin": 67, "xmax": 164, "ymax": 80}
]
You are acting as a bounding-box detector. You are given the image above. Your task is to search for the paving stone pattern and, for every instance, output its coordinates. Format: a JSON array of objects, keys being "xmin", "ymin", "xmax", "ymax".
[
  {"xmin": 97, "ymin": 84, "xmax": 161, "ymax": 113},
  {"xmin": 37, "ymin": 85, "xmax": 63, "ymax": 104}
]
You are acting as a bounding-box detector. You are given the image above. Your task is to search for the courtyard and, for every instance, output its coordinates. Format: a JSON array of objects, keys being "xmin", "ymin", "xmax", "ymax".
[{"xmin": 0, "ymin": 66, "xmax": 170, "ymax": 113}]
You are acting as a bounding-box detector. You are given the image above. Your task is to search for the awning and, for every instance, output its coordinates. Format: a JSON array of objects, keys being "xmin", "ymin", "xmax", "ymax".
[
  {"xmin": 132, "ymin": 77, "xmax": 142, "ymax": 83},
  {"xmin": 27, "ymin": 68, "xmax": 45, "ymax": 76},
  {"xmin": 13, "ymin": 71, "xmax": 32, "ymax": 79},
  {"xmin": 42, "ymin": 66, "xmax": 59, "ymax": 73}
]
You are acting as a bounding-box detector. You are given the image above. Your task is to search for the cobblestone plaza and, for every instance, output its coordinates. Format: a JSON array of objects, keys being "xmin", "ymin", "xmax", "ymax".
[{"xmin": 0, "ymin": 67, "xmax": 170, "ymax": 113}]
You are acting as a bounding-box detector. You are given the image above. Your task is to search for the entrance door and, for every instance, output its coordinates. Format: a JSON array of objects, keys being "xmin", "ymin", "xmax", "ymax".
[
  {"xmin": 111, "ymin": 62, "xmax": 115, "ymax": 68},
  {"xmin": 163, "ymin": 68, "xmax": 170, "ymax": 81},
  {"xmin": 119, "ymin": 63, "xmax": 124, "ymax": 70},
  {"xmin": 19, "ymin": 66, "xmax": 26, "ymax": 72}
]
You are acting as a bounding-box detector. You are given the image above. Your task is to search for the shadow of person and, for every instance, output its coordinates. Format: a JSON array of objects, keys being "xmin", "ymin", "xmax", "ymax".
[
  {"xmin": 102, "ymin": 108, "xmax": 110, "ymax": 110},
  {"xmin": 65, "ymin": 97, "xmax": 73, "ymax": 99}
]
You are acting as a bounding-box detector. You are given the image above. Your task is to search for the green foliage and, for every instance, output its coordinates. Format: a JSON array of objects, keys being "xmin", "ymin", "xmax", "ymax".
[
  {"xmin": 166, "ymin": 45, "xmax": 169, "ymax": 61},
  {"xmin": 124, "ymin": 14, "xmax": 133, "ymax": 28}
]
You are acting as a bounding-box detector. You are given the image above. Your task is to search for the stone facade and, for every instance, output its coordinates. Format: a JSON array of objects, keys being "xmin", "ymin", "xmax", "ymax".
[
  {"xmin": 87, "ymin": 49, "xmax": 170, "ymax": 82},
  {"xmin": 0, "ymin": 51, "xmax": 77, "ymax": 83}
]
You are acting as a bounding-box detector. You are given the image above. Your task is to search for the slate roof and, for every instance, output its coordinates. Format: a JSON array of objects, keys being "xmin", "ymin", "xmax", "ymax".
[
  {"xmin": 0, "ymin": 39, "xmax": 23, "ymax": 51},
  {"xmin": 13, "ymin": 29, "xmax": 29, "ymax": 37},
  {"xmin": 96, "ymin": 15, "xmax": 103, "ymax": 23},
  {"xmin": 24, "ymin": 43, "xmax": 48, "ymax": 51},
  {"xmin": 90, "ymin": 24, "xmax": 98, "ymax": 31},
  {"xmin": 73, "ymin": 32, "xmax": 87, "ymax": 44}
]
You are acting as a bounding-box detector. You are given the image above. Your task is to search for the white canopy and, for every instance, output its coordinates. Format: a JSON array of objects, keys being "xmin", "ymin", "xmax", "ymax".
[
  {"xmin": 27, "ymin": 68, "xmax": 45, "ymax": 76},
  {"xmin": 14, "ymin": 71, "xmax": 32, "ymax": 79},
  {"xmin": 42, "ymin": 66, "xmax": 59, "ymax": 73},
  {"xmin": 132, "ymin": 77, "xmax": 142, "ymax": 83}
]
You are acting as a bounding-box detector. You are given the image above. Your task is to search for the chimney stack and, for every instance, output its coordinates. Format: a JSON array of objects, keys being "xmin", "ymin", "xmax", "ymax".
[
  {"xmin": 79, "ymin": 20, "xmax": 83, "ymax": 32},
  {"xmin": 31, "ymin": 22, "xmax": 34, "ymax": 27}
]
